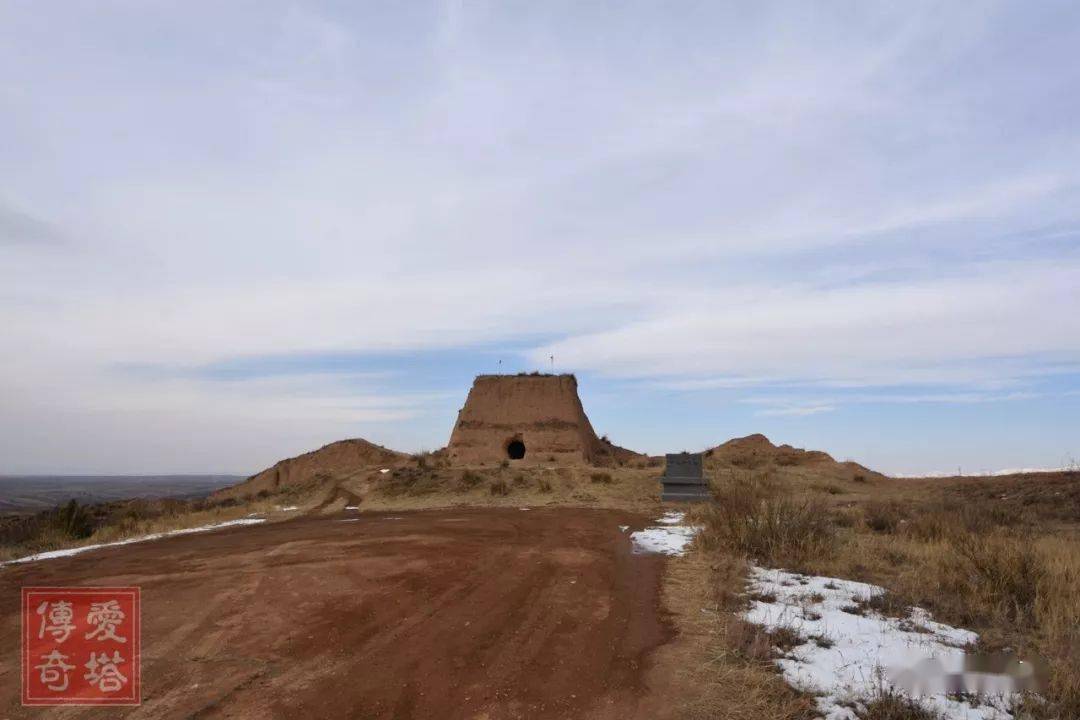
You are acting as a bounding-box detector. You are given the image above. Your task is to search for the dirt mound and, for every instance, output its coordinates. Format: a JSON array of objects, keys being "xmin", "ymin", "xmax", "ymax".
[
  {"xmin": 217, "ymin": 438, "xmax": 407, "ymax": 499},
  {"xmin": 706, "ymin": 434, "xmax": 881, "ymax": 480},
  {"xmin": 448, "ymin": 374, "xmax": 635, "ymax": 465},
  {"xmin": 596, "ymin": 435, "xmax": 645, "ymax": 466}
]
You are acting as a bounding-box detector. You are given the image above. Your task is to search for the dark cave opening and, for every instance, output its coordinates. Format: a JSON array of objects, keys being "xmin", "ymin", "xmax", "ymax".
[{"xmin": 506, "ymin": 439, "xmax": 526, "ymax": 460}]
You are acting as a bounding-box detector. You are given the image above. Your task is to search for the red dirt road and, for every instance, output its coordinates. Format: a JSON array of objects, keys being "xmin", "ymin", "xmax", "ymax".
[{"xmin": 0, "ymin": 508, "xmax": 676, "ymax": 719}]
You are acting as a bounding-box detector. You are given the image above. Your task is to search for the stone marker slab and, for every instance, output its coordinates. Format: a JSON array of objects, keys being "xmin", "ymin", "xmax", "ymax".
[{"xmin": 661, "ymin": 452, "xmax": 710, "ymax": 502}]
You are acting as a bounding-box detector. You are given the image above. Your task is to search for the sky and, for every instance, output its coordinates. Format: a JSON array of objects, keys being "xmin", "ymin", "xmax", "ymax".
[{"xmin": 1, "ymin": 1, "xmax": 1079, "ymax": 476}]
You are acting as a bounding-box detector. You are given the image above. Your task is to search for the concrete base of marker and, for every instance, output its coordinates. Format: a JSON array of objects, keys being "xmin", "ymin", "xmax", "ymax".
[{"xmin": 660, "ymin": 477, "xmax": 711, "ymax": 502}]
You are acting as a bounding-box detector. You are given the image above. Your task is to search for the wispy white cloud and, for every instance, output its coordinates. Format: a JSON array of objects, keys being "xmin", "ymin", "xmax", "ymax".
[
  {"xmin": 756, "ymin": 405, "xmax": 837, "ymax": 418},
  {"xmin": 742, "ymin": 390, "xmax": 1043, "ymax": 419},
  {"xmin": 1, "ymin": 1, "xmax": 1079, "ymax": 472},
  {"xmin": 531, "ymin": 261, "xmax": 1080, "ymax": 387}
]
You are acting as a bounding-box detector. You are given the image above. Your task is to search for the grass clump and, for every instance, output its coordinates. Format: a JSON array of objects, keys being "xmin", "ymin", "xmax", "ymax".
[
  {"xmin": 489, "ymin": 479, "xmax": 509, "ymax": 496},
  {"xmin": 457, "ymin": 470, "xmax": 484, "ymax": 491},
  {"xmin": 536, "ymin": 478, "xmax": 553, "ymax": 493},
  {"xmin": 377, "ymin": 466, "xmax": 442, "ymax": 497},
  {"xmin": 767, "ymin": 626, "xmax": 805, "ymax": 654},
  {"xmin": 855, "ymin": 689, "xmax": 941, "ymax": 719},
  {"xmin": 590, "ymin": 472, "xmax": 613, "ymax": 484}
]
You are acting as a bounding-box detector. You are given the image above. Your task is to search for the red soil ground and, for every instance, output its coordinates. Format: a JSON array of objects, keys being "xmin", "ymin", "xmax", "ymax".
[{"xmin": 0, "ymin": 508, "xmax": 675, "ymax": 719}]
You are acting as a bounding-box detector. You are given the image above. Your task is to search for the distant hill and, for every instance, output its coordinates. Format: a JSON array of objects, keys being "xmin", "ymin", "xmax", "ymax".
[
  {"xmin": 705, "ymin": 433, "xmax": 885, "ymax": 482},
  {"xmin": 0, "ymin": 475, "xmax": 242, "ymax": 514}
]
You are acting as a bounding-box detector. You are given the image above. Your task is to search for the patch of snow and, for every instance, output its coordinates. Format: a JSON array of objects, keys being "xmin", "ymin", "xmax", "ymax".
[
  {"xmin": 519, "ymin": 507, "xmax": 530, "ymax": 511},
  {"xmin": 630, "ymin": 512, "xmax": 700, "ymax": 556},
  {"xmin": 278, "ymin": 506, "xmax": 299, "ymax": 512},
  {"xmin": 743, "ymin": 566, "xmax": 1016, "ymax": 720},
  {"xmin": 345, "ymin": 505, "xmax": 360, "ymax": 510},
  {"xmin": 630, "ymin": 526, "xmax": 699, "ymax": 555},
  {"xmin": 1, "ymin": 519, "xmax": 267, "ymax": 567},
  {"xmin": 379, "ymin": 468, "xmax": 390, "ymax": 474},
  {"xmin": 618, "ymin": 525, "xmax": 630, "ymax": 532},
  {"xmin": 337, "ymin": 518, "xmax": 360, "ymax": 523}
]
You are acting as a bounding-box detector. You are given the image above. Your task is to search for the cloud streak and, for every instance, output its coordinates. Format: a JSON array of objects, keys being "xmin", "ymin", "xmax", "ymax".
[{"xmin": 1, "ymin": 1, "xmax": 1079, "ymax": 472}]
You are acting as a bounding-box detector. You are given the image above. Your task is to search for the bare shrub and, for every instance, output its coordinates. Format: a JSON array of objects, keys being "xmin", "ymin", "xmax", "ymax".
[
  {"xmin": 489, "ymin": 479, "xmax": 509, "ymax": 496},
  {"xmin": 864, "ymin": 502, "xmax": 904, "ymax": 534},
  {"xmin": 935, "ymin": 532, "xmax": 1046, "ymax": 628},
  {"xmin": 0, "ymin": 499, "xmax": 96, "ymax": 551},
  {"xmin": 536, "ymin": 478, "xmax": 553, "ymax": 493},
  {"xmin": 590, "ymin": 472, "xmax": 613, "ymax": 484},
  {"xmin": 512, "ymin": 474, "xmax": 528, "ymax": 487},
  {"xmin": 697, "ymin": 474, "xmax": 837, "ymax": 569}
]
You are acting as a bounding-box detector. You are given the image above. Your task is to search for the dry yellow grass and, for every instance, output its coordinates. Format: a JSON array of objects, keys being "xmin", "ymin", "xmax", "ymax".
[
  {"xmin": 696, "ymin": 468, "xmax": 1080, "ymax": 719},
  {"xmin": 325, "ymin": 459, "xmax": 665, "ymax": 513},
  {"xmin": 649, "ymin": 552, "xmax": 817, "ymax": 720},
  {"xmin": 0, "ymin": 497, "xmax": 294, "ymax": 563}
]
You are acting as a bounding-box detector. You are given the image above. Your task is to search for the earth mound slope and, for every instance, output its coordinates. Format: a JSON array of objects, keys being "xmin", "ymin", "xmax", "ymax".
[
  {"xmin": 216, "ymin": 438, "xmax": 407, "ymax": 500},
  {"xmin": 706, "ymin": 433, "xmax": 884, "ymax": 482}
]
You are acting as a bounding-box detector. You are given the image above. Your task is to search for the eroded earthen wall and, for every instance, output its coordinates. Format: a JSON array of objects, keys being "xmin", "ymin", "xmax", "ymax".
[{"xmin": 447, "ymin": 374, "xmax": 604, "ymax": 464}]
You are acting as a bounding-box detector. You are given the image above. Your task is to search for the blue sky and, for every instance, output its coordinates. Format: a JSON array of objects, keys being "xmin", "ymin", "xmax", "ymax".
[{"xmin": 1, "ymin": 1, "xmax": 1078, "ymax": 475}]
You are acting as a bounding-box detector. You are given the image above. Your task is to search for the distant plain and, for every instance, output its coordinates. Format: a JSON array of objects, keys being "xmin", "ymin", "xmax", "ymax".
[{"xmin": 0, "ymin": 475, "xmax": 241, "ymax": 514}]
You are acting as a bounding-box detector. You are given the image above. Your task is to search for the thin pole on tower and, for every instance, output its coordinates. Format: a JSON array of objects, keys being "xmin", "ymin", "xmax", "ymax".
[{"xmin": 550, "ymin": 355, "xmax": 554, "ymax": 373}]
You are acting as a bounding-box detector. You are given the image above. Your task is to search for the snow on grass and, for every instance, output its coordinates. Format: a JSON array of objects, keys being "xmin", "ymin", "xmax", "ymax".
[
  {"xmin": 345, "ymin": 505, "xmax": 360, "ymax": 510},
  {"xmin": 277, "ymin": 505, "xmax": 299, "ymax": 512},
  {"xmin": 658, "ymin": 510, "xmax": 686, "ymax": 524},
  {"xmin": 630, "ymin": 511, "xmax": 701, "ymax": 556},
  {"xmin": 744, "ymin": 566, "xmax": 1016, "ymax": 720},
  {"xmin": 1, "ymin": 519, "xmax": 267, "ymax": 567}
]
